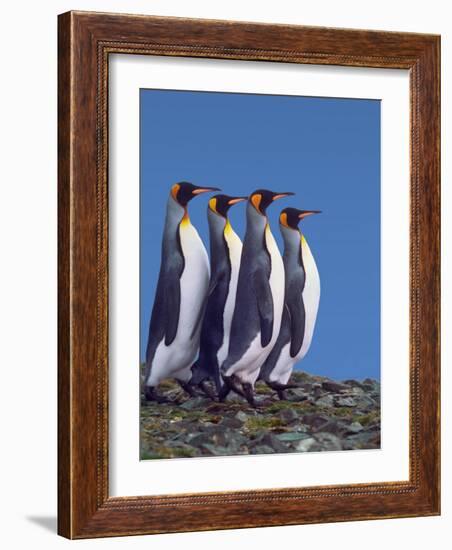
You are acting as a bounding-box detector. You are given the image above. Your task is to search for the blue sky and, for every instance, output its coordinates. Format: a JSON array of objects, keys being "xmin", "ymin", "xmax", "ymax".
[{"xmin": 140, "ymin": 89, "xmax": 381, "ymax": 380}]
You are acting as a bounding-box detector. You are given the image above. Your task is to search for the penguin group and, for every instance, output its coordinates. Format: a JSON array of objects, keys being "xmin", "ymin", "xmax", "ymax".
[{"xmin": 143, "ymin": 181, "xmax": 321, "ymax": 407}]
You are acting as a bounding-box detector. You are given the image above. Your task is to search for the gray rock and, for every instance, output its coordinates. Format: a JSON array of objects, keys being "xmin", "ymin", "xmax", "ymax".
[
  {"xmin": 220, "ymin": 416, "xmax": 244, "ymax": 429},
  {"xmin": 188, "ymin": 432, "xmax": 213, "ymax": 446},
  {"xmin": 279, "ymin": 408, "xmax": 299, "ymax": 423},
  {"xmin": 255, "ymin": 396, "xmax": 274, "ymax": 407},
  {"xmin": 346, "ymin": 422, "xmax": 364, "ymax": 434},
  {"xmin": 291, "ymin": 371, "xmax": 316, "ymax": 384},
  {"xmin": 165, "ymin": 441, "xmax": 197, "ymax": 451},
  {"xmin": 179, "ymin": 397, "xmax": 210, "ymax": 410},
  {"xmin": 276, "ymin": 432, "xmax": 310, "ymax": 442},
  {"xmin": 201, "ymin": 444, "xmax": 231, "ymax": 456},
  {"xmin": 335, "ymin": 397, "xmax": 357, "ymax": 407},
  {"xmin": 302, "ymin": 414, "xmax": 331, "ymax": 431},
  {"xmin": 295, "ymin": 437, "xmax": 316, "ymax": 452},
  {"xmin": 315, "ymin": 394, "xmax": 335, "ymax": 407},
  {"xmin": 251, "ymin": 432, "xmax": 288, "ymax": 453},
  {"xmin": 225, "ymin": 432, "xmax": 248, "ymax": 449},
  {"xmin": 348, "ymin": 386, "xmax": 366, "ymax": 395},
  {"xmin": 295, "ymin": 424, "xmax": 310, "ymax": 433},
  {"xmin": 362, "ymin": 378, "xmax": 380, "ymax": 391},
  {"xmin": 342, "ymin": 379, "xmax": 365, "ymax": 389},
  {"xmin": 319, "ymin": 420, "xmax": 347, "ymax": 436},
  {"xmin": 250, "ymin": 445, "xmax": 274, "ymax": 455},
  {"xmin": 363, "ymin": 378, "xmax": 380, "ymax": 385},
  {"xmin": 322, "ymin": 381, "xmax": 349, "ymax": 393},
  {"xmin": 344, "ymin": 431, "xmax": 381, "ymax": 450},
  {"xmin": 366, "ymin": 422, "xmax": 381, "ymax": 432},
  {"xmin": 354, "ymin": 395, "xmax": 378, "ymax": 408},
  {"xmin": 203, "ymin": 426, "xmax": 232, "ymax": 447},
  {"xmin": 312, "ymin": 433, "xmax": 343, "ymax": 451},
  {"xmin": 287, "ymin": 388, "xmax": 310, "ymax": 400},
  {"xmin": 313, "ymin": 385, "xmax": 324, "ymax": 399},
  {"xmin": 235, "ymin": 411, "xmax": 250, "ymax": 423}
]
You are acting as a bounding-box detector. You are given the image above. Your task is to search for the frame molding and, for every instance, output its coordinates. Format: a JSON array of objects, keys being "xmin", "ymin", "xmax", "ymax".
[{"xmin": 58, "ymin": 11, "xmax": 440, "ymax": 538}]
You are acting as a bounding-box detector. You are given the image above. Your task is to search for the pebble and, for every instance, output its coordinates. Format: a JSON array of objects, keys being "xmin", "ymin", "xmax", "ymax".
[
  {"xmin": 295, "ymin": 438, "xmax": 316, "ymax": 452},
  {"xmin": 335, "ymin": 397, "xmax": 357, "ymax": 408},
  {"xmin": 322, "ymin": 381, "xmax": 349, "ymax": 393}
]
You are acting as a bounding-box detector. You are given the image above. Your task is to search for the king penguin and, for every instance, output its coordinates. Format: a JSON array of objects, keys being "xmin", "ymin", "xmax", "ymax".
[
  {"xmin": 189, "ymin": 194, "xmax": 248, "ymax": 397},
  {"xmin": 220, "ymin": 189, "xmax": 294, "ymax": 407},
  {"xmin": 260, "ymin": 207, "xmax": 321, "ymax": 400},
  {"xmin": 143, "ymin": 181, "xmax": 220, "ymax": 402}
]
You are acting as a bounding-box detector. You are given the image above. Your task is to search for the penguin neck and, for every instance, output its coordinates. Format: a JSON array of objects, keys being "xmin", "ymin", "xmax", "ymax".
[
  {"xmin": 165, "ymin": 195, "xmax": 188, "ymax": 229},
  {"xmin": 162, "ymin": 196, "xmax": 187, "ymax": 257},
  {"xmin": 208, "ymin": 208, "xmax": 228, "ymax": 270},
  {"xmin": 244, "ymin": 201, "xmax": 268, "ymax": 243},
  {"xmin": 280, "ymin": 224, "xmax": 303, "ymax": 265}
]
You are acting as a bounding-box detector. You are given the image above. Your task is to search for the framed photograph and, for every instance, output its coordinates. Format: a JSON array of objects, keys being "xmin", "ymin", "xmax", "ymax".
[{"xmin": 58, "ymin": 11, "xmax": 440, "ymax": 538}]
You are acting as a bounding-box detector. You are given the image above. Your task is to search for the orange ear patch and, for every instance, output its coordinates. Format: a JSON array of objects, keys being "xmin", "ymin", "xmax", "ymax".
[
  {"xmin": 251, "ymin": 193, "xmax": 262, "ymax": 213},
  {"xmin": 171, "ymin": 183, "xmax": 180, "ymax": 201},
  {"xmin": 280, "ymin": 212, "xmax": 289, "ymax": 227}
]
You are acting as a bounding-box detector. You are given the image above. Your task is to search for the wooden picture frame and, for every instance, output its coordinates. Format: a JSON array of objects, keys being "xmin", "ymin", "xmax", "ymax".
[{"xmin": 58, "ymin": 10, "xmax": 440, "ymax": 539}]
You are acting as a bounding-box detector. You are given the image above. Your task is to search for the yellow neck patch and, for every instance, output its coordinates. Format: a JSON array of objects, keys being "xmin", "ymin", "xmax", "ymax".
[
  {"xmin": 180, "ymin": 208, "xmax": 191, "ymax": 227},
  {"xmin": 209, "ymin": 197, "xmax": 218, "ymax": 214},
  {"xmin": 224, "ymin": 219, "xmax": 232, "ymax": 236}
]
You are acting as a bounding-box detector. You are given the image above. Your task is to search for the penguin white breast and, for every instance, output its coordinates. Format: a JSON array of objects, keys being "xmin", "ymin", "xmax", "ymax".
[
  {"xmin": 178, "ymin": 220, "xmax": 210, "ymax": 341},
  {"xmin": 265, "ymin": 224, "xmax": 286, "ymax": 348},
  {"xmin": 268, "ymin": 342, "xmax": 296, "ymax": 385},
  {"xmin": 296, "ymin": 235, "xmax": 320, "ymax": 361},
  {"xmin": 216, "ymin": 223, "xmax": 242, "ymax": 367}
]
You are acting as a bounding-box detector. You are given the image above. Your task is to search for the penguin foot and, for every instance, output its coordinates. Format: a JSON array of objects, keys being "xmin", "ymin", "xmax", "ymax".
[
  {"xmin": 144, "ymin": 386, "xmax": 172, "ymax": 404},
  {"xmin": 198, "ymin": 380, "xmax": 217, "ymax": 401},
  {"xmin": 218, "ymin": 375, "xmax": 245, "ymax": 401},
  {"xmin": 228, "ymin": 375, "xmax": 246, "ymax": 398},
  {"xmin": 232, "ymin": 376, "xmax": 246, "ymax": 398},
  {"xmin": 276, "ymin": 389, "xmax": 287, "ymax": 401},
  {"xmin": 177, "ymin": 380, "xmax": 199, "ymax": 398},
  {"xmin": 242, "ymin": 383, "xmax": 258, "ymax": 408},
  {"xmin": 218, "ymin": 383, "xmax": 231, "ymax": 402},
  {"xmin": 265, "ymin": 381, "xmax": 299, "ymax": 398}
]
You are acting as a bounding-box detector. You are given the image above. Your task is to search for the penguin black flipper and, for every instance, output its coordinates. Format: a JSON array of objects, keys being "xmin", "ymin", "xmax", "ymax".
[
  {"xmin": 190, "ymin": 275, "xmax": 219, "ymax": 340},
  {"xmin": 253, "ymin": 270, "xmax": 274, "ymax": 347},
  {"xmin": 287, "ymin": 289, "xmax": 306, "ymax": 358},
  {"xmin": 286, "ymin": 268, "xmax": 306, "ymax": 357},
  {"xmin": 190, "ymin": 272, "xmax": 224, "ymax": 383},
  {"xmin": 163, "ymin": 270, "xmax": 181, "ymax": 346}
]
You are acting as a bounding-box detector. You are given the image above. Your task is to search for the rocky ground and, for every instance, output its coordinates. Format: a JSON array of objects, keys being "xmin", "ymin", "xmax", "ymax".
[{"xmin": 140, "ymin": 371, "xmax": 380, "ymax": 459}]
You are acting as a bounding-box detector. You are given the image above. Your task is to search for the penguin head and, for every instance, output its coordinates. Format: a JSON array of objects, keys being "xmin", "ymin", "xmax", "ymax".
[
  {"xmin": 280, "ymin": 207, "xmax": 322, "ymax": 229},
  {"xmin": 249, "ymin": 189, "xmax": 294, "ymax": 215},
  {"xmin": 208, "ymin": 194, "xmax": 248, "ymax": 218},
  {"xmin": 170, "ymin": 181, "xmax": 220, "ymax": 207}
]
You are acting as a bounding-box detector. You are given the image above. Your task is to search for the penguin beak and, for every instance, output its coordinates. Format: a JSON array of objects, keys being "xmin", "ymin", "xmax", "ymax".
[
  {"xmin": 298, "ymin": 210, "xmax": 322, "ymax": 219},
  {"xmin": 192, "ymin": 186, "xmax": 221, "ymax": 195},
  {"xmin": 272, "ymin": 192, "xmax": 295, "ymax": 201},
  {"xmin": 228, "ymin": 196, "xmax": 248, "ymax": 205}
]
